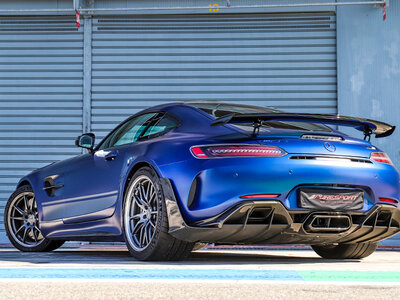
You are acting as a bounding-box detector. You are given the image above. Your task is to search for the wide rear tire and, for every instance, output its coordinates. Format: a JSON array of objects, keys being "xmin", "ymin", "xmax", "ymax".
[
  {"xmin": 123, "ymin": 167, "xmax": 193, "ymax": 261},
  {"xmin": 4, "ymin": 185, "xmax": 65, "ymax": 252},
  {"xmin": 312, "ymin": 242, "xmax": 378, "ymax": 259}
]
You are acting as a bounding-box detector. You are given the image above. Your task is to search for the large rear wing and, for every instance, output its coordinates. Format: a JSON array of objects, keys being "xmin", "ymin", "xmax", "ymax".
[{"xmin": 210, "ymin": 113, "xmax": 395, "ymax": 140}]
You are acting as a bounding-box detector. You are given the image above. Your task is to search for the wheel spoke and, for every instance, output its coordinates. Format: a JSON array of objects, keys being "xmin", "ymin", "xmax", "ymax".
[
  {"xmin": 139, "ymin": 224, "xmax": 145, "ymax": 247},
  {"xmin": 148, "ymin": 219, "xmax": 156, "ymax": 228},
  {"xmin": 137, "ymin": 185, "xmax": 144, "ymax": 203},
  {"xmin": 32, "ymin": 227, "xmax": 38, "ymax": 242},
  {"xmin": 29, "ymin": 197, "xmax": 35, "ymax": 211},
  {"xmin": 146, "ymin": 182, "xmax": 151, "ymax": 203},
  {"xmin": 23, "ymin": 196, "xmax": 29, "ymax": 211},
  {"xmin": 34, "ymin": 226, "xmax": 43, "ymax": 239},
  {"xmin": 22, "ymin": 226, "xmax": 29, "ymax": 243},
  {"xmin": 146, "ymin": 223, "xmax": 152, "ymax": 243},
  {"xmin": 133, "ymin": 194, "xmax": 146, "ymax": 210},
  {"xmin": 139, "ymin": 184, "xmax": 148, "ymax": 204},
  {"xmin": 148, "ymin": 186, "xmax": 156, "ymax": 205},
  {"xmin": 13, "ymin": 205, "xmax": 25, "ymax": 216},
  {"xmin": 15, "ymin": 224, "xmax": 26, "ymax": 236},
  {"xmin": 34, "ymin": 225, "xmax": 41, "ymax": 233},
  {"xmin": 11, "ymin": 216, "xmax": 24, "ymax": 221},
  {"xmin": 142, "ymin": 224, "xmax": 148, "ymax": 246},
  {"xmin": 129, "ymin": 213, "xmax": 142, "ymax": 220},
  {"xmin": 131, "ymin": 220, "xmax": 144, "ymax": 235},
  {"xmin": 33, "ymin": 198, "xmax": 38, "ymax": 210}
]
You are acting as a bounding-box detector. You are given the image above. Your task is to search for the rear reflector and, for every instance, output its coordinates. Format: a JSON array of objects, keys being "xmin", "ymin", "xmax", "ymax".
[
  {"xmin": 191, "ymin": 145, "xmax": 287, "ymax": 158},
  {"xmin": 240, "ymin": 194, "xmax": 280, "ymax": 199},
  {"xmin": 379, "ymin": 197, "xmax": 398, "ymax": 204},
  {"xmin": 370, "ymin": 152, "xmax": 393, "ymax": 165}
]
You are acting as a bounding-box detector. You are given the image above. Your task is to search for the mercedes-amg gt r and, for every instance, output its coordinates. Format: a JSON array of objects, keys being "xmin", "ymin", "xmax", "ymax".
[{"xmin": 4, "ymin": 102, "xmax": 400, "ymax": 260}]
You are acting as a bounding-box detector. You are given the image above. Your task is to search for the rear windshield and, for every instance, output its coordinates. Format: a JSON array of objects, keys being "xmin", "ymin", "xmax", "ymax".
[{"xmin": 190, "ymin": 102, "xmax": 331, "ymax": 133}]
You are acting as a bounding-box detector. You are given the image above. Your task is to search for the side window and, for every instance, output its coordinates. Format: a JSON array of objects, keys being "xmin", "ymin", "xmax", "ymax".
[
  {"xmin": 141, "ymin": 114, "xmax": 179, "ymax": 139},
  {"xmin": 98, "ymin": 113, "xmax": 157, "ymax": 150}
]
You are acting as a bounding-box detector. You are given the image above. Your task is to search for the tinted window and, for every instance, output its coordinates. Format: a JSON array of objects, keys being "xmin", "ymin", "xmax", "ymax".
[
  {"xmin": 98, "ymin": 113, "xmax": 157, "ymax": 150},
  {"xmin": 190, "ymin": 102, "xmax": 330, "ymax": 133},
  {"xmin": 141, "ymin": 114, "xmax": 179, "ymax": 139}
]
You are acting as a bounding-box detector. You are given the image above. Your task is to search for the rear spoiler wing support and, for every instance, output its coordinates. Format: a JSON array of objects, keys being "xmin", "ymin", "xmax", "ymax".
[{"xmin": 211, "ymin": 113, "xmax": 396, "ymax": 140}]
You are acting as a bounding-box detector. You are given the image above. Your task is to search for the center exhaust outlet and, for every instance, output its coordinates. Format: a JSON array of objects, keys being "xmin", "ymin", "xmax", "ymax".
[{"xmin": 304, "ymin": 214, "xmax": 352, "ymax": 233}]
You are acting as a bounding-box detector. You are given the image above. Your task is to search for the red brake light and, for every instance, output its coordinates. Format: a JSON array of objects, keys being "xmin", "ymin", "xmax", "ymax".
[
  {"xmin": 190, "ymin": 145, "xmax": 287, "ymax": 158},
  {"xmin": 370, "ymin": 152, "xmax": 393, "ymax": 165},
  {"xmin": 379, "ymin": 197, "xmax": 398, "ymax": 204},
  {"xmin": 191, "ymin": 147, "xmax": 207, "ymax": 158},
  {"xmin": 240, "ymin": 194, "xmax": 280, "ymax": 199}
]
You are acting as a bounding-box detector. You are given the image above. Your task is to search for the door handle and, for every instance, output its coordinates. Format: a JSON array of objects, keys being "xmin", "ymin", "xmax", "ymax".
[{"xmin": 104, "ymin": 151, "xmax": 118, "ymax": 161}]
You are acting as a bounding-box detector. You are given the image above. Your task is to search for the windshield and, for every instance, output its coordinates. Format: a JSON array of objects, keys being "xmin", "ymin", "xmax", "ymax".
[{"xmin": 189, "ymin": 102, "xmax": 331, "ymax": 133}]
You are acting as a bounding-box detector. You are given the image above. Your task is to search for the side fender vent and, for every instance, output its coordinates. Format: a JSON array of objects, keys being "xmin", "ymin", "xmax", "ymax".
[
  {"xmin": 43, "ymin": 176, "xmax": 64, "ymax": 197},
  {"xmin": 188, "ymin": 175, "xmax": 200, "ymax": 209}
]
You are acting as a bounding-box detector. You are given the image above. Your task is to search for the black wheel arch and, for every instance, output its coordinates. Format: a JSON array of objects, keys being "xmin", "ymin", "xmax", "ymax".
[
  {"xmin": 17, "ymin": 179, "xmax": 32, "ymax": 189},
  {"xmin": 123, "ymin": 161, "xmax": 162, "ymax": 201}
]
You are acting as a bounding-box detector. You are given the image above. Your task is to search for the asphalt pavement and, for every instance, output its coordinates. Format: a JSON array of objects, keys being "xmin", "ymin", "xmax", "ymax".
[{"xmin": 0, "ymin": 245, "xmax": 399, "ymax": 299}]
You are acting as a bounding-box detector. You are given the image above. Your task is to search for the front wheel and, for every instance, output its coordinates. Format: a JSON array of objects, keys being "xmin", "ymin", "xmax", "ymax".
[
  {"xmin": 4, "ymin": 185, "xmax": 65, "ymax": 252},
  {"xmin": 123, "ymin": 167, "xmax": 193, "ymax": 261},
  {"xmin": 312, "ymin": 242, "xmax": 378, "ymax": 259}
]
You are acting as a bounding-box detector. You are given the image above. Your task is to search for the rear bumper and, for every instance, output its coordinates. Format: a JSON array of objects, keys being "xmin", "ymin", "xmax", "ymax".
[
  {"xmin": 162, "ymin": 178, "xmax": 400, "ymax": 245},
  {"xmin": 159, "ymin": 155, "xmax": 400, "ymax": 223}
]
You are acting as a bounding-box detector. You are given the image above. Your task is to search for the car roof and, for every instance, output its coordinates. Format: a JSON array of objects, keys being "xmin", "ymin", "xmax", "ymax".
[{"xmin": 140, "ymin": 101, "xmax": 278, "ymax": 114}]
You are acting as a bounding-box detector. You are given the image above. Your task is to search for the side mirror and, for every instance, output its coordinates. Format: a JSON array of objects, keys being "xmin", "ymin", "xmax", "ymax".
[{"xmin": 75, "ymin": 133, "xmax": 95, "ymax": 152}]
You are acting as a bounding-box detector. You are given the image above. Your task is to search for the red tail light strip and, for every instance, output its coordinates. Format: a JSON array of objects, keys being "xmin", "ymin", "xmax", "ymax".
[
  {"xmin": 379, "ymin": 197, "xmax": 398, "ymax": 204},
  {"xmin": 240, "ymin": 194, "xmax": 281, "ymax": 199},
  {"xmin": 191, "ymin": 145, "xmax": 287, "ymax": 158}
]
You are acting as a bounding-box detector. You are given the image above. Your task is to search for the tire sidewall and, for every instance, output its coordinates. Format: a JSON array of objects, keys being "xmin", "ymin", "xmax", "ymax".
[{"xmin": 312, "ymin": 242, "xmax": 378, "ymax": 259}]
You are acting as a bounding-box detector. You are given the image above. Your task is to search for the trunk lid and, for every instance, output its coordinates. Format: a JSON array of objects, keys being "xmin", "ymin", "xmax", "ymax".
[{"xmin": 255, "ymin": 134, "xmax": 374, "ymax": 158}]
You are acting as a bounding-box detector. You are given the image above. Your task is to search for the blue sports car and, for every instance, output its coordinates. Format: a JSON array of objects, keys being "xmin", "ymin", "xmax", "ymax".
[{"xmin": 4, "ymin": 102, "xmax": 400, "ymax": 260}]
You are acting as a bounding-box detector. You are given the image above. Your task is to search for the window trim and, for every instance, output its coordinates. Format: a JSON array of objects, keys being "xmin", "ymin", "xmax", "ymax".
[
  {"xmin": 137, "ymin": 112, "xmax": 181, "ymax": 142},
  {"xmin": 94, "ymin": 111, "xmax": 181, "ymax": 151},
  {"xmin": 95, "ymin": 112, "xmax": 159, "ymax": 151}
]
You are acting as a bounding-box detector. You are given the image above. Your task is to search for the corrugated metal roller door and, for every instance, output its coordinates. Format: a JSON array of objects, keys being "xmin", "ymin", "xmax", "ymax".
[
  {"xmin": 0, "ymin": 17, "xmax": 83, "ymax": 242},
  {"xmin": 92, "ymin": 12, "xmax": 337, "ymax": 140}
]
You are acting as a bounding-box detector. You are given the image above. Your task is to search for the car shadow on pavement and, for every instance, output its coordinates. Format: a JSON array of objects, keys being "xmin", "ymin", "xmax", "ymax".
[
  {"xmin": 188, "ymin": 251, "xmax": 361, "ymax": 264},
  {"xmin": 0, "ymin": 249, "xmax": 362, "ymax": 265}
]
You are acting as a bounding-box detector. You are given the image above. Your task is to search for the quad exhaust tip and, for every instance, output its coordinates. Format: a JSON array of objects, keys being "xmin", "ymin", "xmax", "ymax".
[{"xmin": 305, "ymin": 214, "xmax": 352, "ymax": 233}]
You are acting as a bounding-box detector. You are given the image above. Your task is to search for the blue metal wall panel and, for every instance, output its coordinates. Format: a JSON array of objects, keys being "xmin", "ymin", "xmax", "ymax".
[
  {"xmin": 337, "ymin": 0, "xmax": 400, "ymax": 246},
  {"xmin": 0, "ymin": 0, "xmax": 72, "ymax": 10},
  {"xmin": 91, "ymin": 0, "xmax": 336, "ymax": 15},
  {"xmin": 0, "ymin": 16, "xmax": 84, "ymax": 242},
  {"xmin": 91, "ymin": 12, "xmax": 337, "ymax": 140}
]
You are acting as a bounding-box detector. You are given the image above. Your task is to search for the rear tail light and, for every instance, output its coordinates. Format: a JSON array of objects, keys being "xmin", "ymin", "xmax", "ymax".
[
  {"xmin": 240, "ymin": 194, "xmax": 280, "ymax": 199},
  {"xmin": 190, "ymin": 145, "xmax": 287, "ymax": 158},
  {"xmin": 370, "ymin": 152, "xmax": 393, "ymax": 165},
  {"xmin": 379, "ymin": 197, "xmax": 398, "ymax": 204}
]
